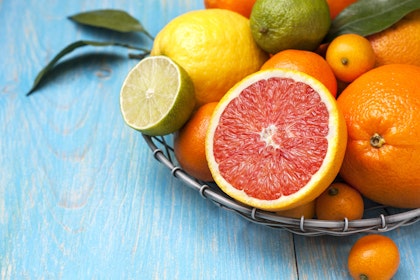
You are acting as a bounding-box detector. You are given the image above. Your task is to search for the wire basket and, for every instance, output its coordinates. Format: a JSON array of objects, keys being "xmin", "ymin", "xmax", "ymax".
[{"xmin": 143, "ymin": 134, "xmax": 420, "ymax": 236}]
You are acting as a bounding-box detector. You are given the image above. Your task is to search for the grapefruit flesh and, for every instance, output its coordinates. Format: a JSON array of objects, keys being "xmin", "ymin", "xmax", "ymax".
[{"xmin": 206, "ymin": 69, "xmax": 347, "ymax": 211}]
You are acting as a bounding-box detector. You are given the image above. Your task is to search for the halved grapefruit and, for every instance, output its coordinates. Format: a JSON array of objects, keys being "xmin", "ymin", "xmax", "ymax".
[{"xmin": 205, "ymin": 69, "xmax": 347, "ymax": 211}]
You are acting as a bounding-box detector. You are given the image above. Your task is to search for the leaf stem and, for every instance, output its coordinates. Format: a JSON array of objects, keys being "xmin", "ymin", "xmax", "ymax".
[
  {"xmin": 128, "ymin": 52, "xmax": 151, "ymax": 60},
  {"xmin": 143, "ymin": 30, "xmax": 155, "ymax": 41},
  {"xmin": 26, "ymin": 40, "xmax": 151, "ymax": 96}
]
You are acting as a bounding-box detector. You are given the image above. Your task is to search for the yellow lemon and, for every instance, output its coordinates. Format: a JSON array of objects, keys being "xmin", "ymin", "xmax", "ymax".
[{"xmin": 151, "ymin": 9, "xmax": 269, "ymax": 106}]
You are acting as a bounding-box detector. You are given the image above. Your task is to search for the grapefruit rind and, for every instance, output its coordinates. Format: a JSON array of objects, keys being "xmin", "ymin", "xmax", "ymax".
[{"xmin": 205, "ymin": 69, "xmax": 347, "ymax": 211}]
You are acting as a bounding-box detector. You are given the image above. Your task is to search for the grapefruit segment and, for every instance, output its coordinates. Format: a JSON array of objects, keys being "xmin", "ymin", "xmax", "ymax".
[{"xmin": 206, "ymin": 69, "xmax": 347, "ymax": 211}]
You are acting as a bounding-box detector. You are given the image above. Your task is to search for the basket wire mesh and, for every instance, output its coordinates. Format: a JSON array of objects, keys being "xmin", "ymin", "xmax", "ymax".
[{"xmin": 143, "ymin": 134, "xmax": 420, "ymax": 236}]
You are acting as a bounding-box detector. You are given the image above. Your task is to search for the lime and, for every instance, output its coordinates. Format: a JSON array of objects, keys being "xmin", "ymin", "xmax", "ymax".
[
  {"xmin": 250, "ymin": 0, "xmax": 331, "ymax": 54},
  {"xmin": 120, "ymin": 55, "xmax": 195, "ymax": 136}
]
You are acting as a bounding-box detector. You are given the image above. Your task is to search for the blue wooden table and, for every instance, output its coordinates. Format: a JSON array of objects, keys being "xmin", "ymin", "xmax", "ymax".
[{"xmin": 1, "ymin": 1, "xmax": 419, "ymax": 279}]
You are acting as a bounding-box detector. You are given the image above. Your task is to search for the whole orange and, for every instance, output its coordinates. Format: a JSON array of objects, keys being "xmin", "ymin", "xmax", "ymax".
[
  {"xmin": 326, "ymin": 0, "xmax": 358, "ymax": 20},
  {"xmin": 368, "ymin": 10, "xmax": 420, "ymax": 67},
  {"xmin": 174, "ymin": 102, "xmax": 218, "ymax": 182},
  {"xmin": 315, "ymin": 182, "xmax": 364, "ymax": 220},
  {"xmin": 348, "ymin": 234, "xmax": 400, "ymax": 280},
  {"xmin": 261, "ymin": 49, "xmax": 337, "ymax": 97},
  {"xmin": 326, "ymin": 33, "xmax": 376, "ymax": 83},
  {"xmin": 204, "ymin": 0, "xmax": 256, "ymax": 18},
  {"xmin": 337, "ymin": 64, "xmax": 420, "ymax": 208}
]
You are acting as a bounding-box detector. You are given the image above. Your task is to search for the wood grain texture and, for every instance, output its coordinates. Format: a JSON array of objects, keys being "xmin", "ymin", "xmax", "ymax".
[{"xmin": 0, "ymin": 1, "xmax": 419, "ymax": 279}]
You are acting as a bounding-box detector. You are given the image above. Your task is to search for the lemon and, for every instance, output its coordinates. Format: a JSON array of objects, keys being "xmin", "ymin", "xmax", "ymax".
[
  {"xmin": 151, "ymin": 9, "xmax": 269, "ymax": 107},
  {"xmin": 120, "ymin": 56, "xmax": 195, "ymax": 136},
  {"xmin": 250, "ymin": 0, "xmax": 331, "ymax": 54}
]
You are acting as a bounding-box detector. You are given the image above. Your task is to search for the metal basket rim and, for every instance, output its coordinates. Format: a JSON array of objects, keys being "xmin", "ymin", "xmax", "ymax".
[{"xmin": 142, "ymin": 134, "xmax": 420, "ymax": 236}]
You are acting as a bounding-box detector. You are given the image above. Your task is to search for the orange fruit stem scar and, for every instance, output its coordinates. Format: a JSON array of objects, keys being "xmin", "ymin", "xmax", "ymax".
[
  {"xmin": 327, "ymin": 186, "xmax": 339, "ymax": 196},
  {"xmin": 370, "ymin": 133, "xmax": 385, "ymax": 148}
]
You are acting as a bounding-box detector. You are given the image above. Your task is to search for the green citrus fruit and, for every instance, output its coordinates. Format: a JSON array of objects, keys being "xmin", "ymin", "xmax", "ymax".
[
  {"xmin": 120, "ymin": 55, "xmax": 195, "ymax": 136},
  {"xmin": 250, "ymin": 0, "xmax": 331, "ymax": 54}
]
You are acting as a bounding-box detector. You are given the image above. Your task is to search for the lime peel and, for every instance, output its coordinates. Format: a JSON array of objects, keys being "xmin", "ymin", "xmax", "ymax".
[{"xmin": 120, "ymin": 55, "xmax": 195, "ymax": 136}]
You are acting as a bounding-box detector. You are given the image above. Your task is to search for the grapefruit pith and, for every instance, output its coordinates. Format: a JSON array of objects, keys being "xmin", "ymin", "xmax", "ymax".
[{"xmin": 205, "ymin": 69, "xmax": 347, "ymax": 211}]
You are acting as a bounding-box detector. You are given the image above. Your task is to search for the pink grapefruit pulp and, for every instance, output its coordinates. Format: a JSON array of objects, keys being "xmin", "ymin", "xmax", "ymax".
[{"xmin": 205, "ymin": 69, "xmax": 347, "ymax": 211}]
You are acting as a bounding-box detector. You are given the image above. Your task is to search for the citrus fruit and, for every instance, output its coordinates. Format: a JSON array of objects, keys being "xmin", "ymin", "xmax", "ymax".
[
  {"xmin": 260, "ymin": 49, "xmax": 337, "ymax": 97},
  {"xmin": 249, "ymin": 0, "xmax": 331, "ymax": 54},
  {"xmin": 337, "ymin": 64, "xmax": 420, "ymax": 208},
  {"xmin": 120, "ymin": 55, "xmax": 195, "ymax": 136},
  {"xmin": 205, "ymin": 69, "xmax": 347, "ymax": 211},
  {"xmin": 204, "ymin": 0, "xmax": 256, "ymax": 18},
  {"xmin": 367, "ymin": 9, "xmax": 420, "ymax": 67},
  {"xmin": 326, "ymin": 0, "xmax": 358, "ymax": 20},
  {"xmin": 151, "ymin": 9, "xmax": 268, "ymax": 107},
  {"xmin": 174, "ymin": 102, "xmax": 218, "ymax": 182},
  {"xmin": 326, "ymin": 33, "xmax": 376, "ymax": 83},
  {"xmin": 348, "ymin": 234, "xmax": 400, "ymax": 280},
  {"xmin": 276, "ymin": 200, "xmax": 315, "ymax": 219},
  {"xmin": 315, "ymin": 182, "xmax": 364, "ymax": 220}
]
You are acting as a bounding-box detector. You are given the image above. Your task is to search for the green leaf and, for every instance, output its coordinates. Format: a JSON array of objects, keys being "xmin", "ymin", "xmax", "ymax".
[
  {"xmin": 324, "ymin": 0, "xmax": 420, "ymax": 42},
  {"xmin": 26, "ymin": 40, "xmax": 150, "ymax": 95},
  {"xmin": 69, "ymin": 9, "xmax": 153, "ymax": 40}
]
